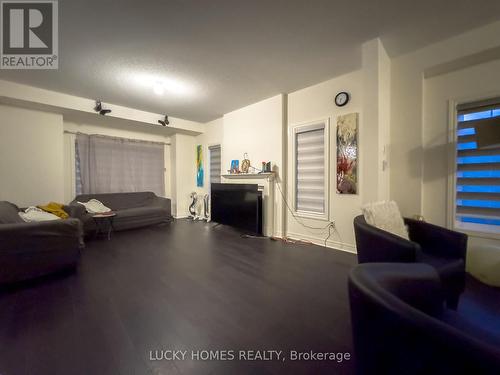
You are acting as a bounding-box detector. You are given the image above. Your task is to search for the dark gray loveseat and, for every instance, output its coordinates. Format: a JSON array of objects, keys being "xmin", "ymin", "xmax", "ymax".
[
  {"xmin": 68, "ymin": 192, "xmax": 172, "ymax": 234},
  {"xmin": 0, "ymin": 201, "xmax": 82, "ymax": 284}
]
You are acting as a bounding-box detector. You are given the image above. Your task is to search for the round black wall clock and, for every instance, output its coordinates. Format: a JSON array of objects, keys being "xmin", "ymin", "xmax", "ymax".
[{"xmin": 335, "ymin": 92, "xmax": 350, "ymax": 107}]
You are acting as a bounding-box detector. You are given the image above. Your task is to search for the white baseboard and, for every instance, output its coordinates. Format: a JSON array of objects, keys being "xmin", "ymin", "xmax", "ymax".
[
  {"xmin": 173, "ymin": 215, "xmax": 190, "ymax": 219},
  {"xmin": 285, "ymin": 231, "xmax": 357, "ymax": 254}
]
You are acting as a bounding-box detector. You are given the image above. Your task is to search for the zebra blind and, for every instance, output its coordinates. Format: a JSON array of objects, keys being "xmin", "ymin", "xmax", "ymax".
[
  {"xmin": 455, "ymin": 98, "xmax": 500, "ymax": 233},
  {"xmin": 295, "ymin": 125, "xmax": 325, "ymax": 214},
  {"xmin": 209, "ymin": 145, "xmax": 221, "ymax": 184}
]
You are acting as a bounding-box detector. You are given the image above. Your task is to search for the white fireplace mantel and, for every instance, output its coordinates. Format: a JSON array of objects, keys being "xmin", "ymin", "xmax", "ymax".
[{"xmin": 221, "ymin": 172, "xmax": 275, "ymax": 181}]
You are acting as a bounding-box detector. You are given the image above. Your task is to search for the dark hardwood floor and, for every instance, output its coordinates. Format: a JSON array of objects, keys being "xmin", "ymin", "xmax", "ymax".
[
  {"xmin": 0, "ymin": 219, "xmax": 499, "ymax": 375},
  {"xmin": 0, "ymin": 220, "xmax": 358, "ymax": 375}
]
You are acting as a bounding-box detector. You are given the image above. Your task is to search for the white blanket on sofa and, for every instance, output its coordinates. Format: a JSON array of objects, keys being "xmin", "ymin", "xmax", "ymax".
[
  {"xmin": 18, "ymin": 207, "xmax": 61, "ymax": 222},
  {"xmin": 77, "ymin": 199, "xmax": 112, "ymax": 214}
]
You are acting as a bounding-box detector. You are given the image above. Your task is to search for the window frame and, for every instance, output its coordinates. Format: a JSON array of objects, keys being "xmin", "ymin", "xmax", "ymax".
[
  {"xmin": 448, "ymin": 96, "xmax": 500, "ymax": 240},
  {"xmin": 290, "ymin": 118, "xmax": 330, "ymax": 221}
]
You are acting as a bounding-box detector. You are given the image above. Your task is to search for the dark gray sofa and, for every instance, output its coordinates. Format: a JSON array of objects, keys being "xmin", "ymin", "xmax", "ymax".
[
  {"xmin": 68, "ymin": 192, "xmax": 172, "ymax": 234},
  {"xmin": 0, "ymin": 201, "xmax": 82, "ymax": 284}
]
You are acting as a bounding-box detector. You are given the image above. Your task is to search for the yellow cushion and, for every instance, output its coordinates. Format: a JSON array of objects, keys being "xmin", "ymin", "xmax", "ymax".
[{"xmin": 37, "ymin": 202, "xmax": 69, "ymax": 219}]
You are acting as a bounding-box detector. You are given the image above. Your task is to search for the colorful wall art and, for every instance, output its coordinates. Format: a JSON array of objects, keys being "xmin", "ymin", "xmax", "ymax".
[
  {"xmin": 196, "ymin": 145, "xmax": 204, "ymax": 187},
  {"xmin": 336, "ymin": 113, "xmax": 358, "ymax": 194}
]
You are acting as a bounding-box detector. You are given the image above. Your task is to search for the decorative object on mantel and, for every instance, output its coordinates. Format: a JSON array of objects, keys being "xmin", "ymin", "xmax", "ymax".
[
  {"xmin": 196, "ymin": 145, "xmax": 204, "ymax": 187},
  {"xmin": 241, "ymin": 153, "xmax": 251, "ymax": 173},
  {"xmin": 260, "ymin": 161, "xmax": 272, "ymax": 173},
  {"xmin": 230, "ymin": 160, "xmax": 240, "ymax": 174},
  {"xmin": 337, "ymin": 113, "xmax": 358, "ymax": 194}
]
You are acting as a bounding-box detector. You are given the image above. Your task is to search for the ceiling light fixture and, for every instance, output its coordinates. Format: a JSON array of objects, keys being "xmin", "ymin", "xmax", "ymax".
[
  {"xmin": 130, "ymin": 73, "xmax": 195, "ymax": 97},
  {"xmin": 153, "ymin": 81, "xmax": 165, "ymax": 96}
]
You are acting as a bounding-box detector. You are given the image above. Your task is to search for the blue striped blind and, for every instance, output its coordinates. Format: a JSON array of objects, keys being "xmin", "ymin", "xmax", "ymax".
[{"xmin": 456, "ymin": 100, "xmax": 500, "ymax": 232}]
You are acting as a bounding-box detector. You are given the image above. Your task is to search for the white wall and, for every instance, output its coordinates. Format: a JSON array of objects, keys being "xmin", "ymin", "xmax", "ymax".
[
  {"xmin": 423, "ymin": 58, "xmax": 500, "ymax": 233},
  {"xmin": 0, "ymin": 105, "xmax": 64, "ymax": 207},
  {"xmin": 0, "ymin": 100, "xmax": 194, "ymax": 209},
  {"xmin": 188, "ymin": 51, "xmax": 390, "ymax": 251},
  {"xmin": 287, "ymin": 70, "xmax": 363, "ymax": 250},
  {"xmin": 222, "ymin": 95, "xmax": 285, "ymax": 236},
  {"xmin": 0, "ymin": 79, "xmax": 203, "ymax": 135},
  {"xmin": 170, "ymin": 133, "xmax": 196, "ymax": 218},
  {"xmin": 391, "ymin": 20, "xmax": 500, "ymax": 218},
  {"xmin": 361, "ymin": 39, "xmax": 391, "ymax": 203},
  {"xmin": 0, "ymin": 78, "xmax": 205, "ymax": 208},
  {"xmin": 194, "ymin": 117, "xmax": 224, "ymax": 196},
  {"xmin": 389, "ymin": 21, "xmax": 500, "ymax": 262},
  {"xmin": 285, "ymin": 39, "xmax": 391, "ymax": 251}
]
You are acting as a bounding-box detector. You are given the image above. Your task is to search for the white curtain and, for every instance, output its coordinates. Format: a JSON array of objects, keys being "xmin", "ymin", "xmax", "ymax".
[{"xmin": 76, "ymin": 133, "xmax": 165, "ymax": 196}]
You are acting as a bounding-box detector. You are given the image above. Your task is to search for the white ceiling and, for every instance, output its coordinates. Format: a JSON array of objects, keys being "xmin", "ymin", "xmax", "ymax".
[{"xmin": 1, "ymin": 0, "xmax": 499, "ymax": 122}]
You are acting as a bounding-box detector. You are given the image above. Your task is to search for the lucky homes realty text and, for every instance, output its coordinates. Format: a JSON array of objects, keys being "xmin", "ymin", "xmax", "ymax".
[{"xmin": 149, "ymin": 349, "xmax": 351, "ymax": 363}]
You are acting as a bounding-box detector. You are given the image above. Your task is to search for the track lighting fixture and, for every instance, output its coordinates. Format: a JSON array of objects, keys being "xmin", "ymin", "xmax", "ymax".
[
  {"xmin": 158, "ymin": 115, "xmax": 169, "ymax": 127},
  {"xmin": 94, "ymin": 100, "xmax": 112, "ymax": 115}
]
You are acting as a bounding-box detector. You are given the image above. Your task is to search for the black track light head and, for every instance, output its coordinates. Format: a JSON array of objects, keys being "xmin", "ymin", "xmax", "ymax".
[
  {"xmin": 94, "ymin": 100, "xmax": 112, "ymax": 116},
  {"xmin": 158, "ymin": 115, "xmax": 169, "ymax": 127}
]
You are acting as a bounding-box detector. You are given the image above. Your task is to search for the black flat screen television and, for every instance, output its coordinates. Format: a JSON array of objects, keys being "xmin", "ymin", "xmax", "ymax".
[{"xmin": 211, "ymin": 183, "xmax": 262, "ymax": 235}]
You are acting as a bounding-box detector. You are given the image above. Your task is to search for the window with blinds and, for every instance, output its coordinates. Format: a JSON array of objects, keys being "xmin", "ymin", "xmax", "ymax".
[
  {"xmin": 209, "ymin": 145, "xmax": 222, "ymax": 185},
  {"xmin": 294, "ymin": 122, "xmax": 327, "ymax": 216},
  {"xmin": 455, "ymin": 98, "xmax": 500, "ymax": 234}
]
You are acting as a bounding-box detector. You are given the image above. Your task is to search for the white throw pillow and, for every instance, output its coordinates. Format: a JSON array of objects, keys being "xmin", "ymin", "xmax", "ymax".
[
  {"xmin": 361, "ymin": 201, "xmax": 409, "ymax": 240},
  {"xmin": 18, "ymin": 207, "xmax": 61, "ymax": 222},
  {"xmin": 77, "ymin": 199, "xmax": 111, "ymax": 214}
]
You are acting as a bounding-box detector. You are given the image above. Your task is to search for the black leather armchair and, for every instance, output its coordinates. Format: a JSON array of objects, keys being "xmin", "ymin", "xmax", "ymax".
[
  {"xmin": 353, "ymin": 215, "xmax": 467, "ymax": 309},
  {"xmin": 348, "ymin": 263, "xmax": 500, "ymax": 375}
]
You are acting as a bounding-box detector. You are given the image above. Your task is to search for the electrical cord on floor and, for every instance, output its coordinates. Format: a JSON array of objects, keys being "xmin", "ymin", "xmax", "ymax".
[
  {"xmin": 248, "ymin": 163, "xmax": 341, "ymax": 247},
  {"xmin": 275, "ymin": 174, "xmax": 346, "ymax": 248},
  {"xmin": 324, "ymin": 223, "xmax": 333, "ymax": 247},
  {"xmin": 273, "ymin": 174, "xmax": 332, "ymax": 231},
  {"xmin": 323, "ymin": 222, "xmax": 344, "ymax": 248},
  {"xmin": 240, "ymin": 234, "xmax": 268, "ymax": 239}
]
